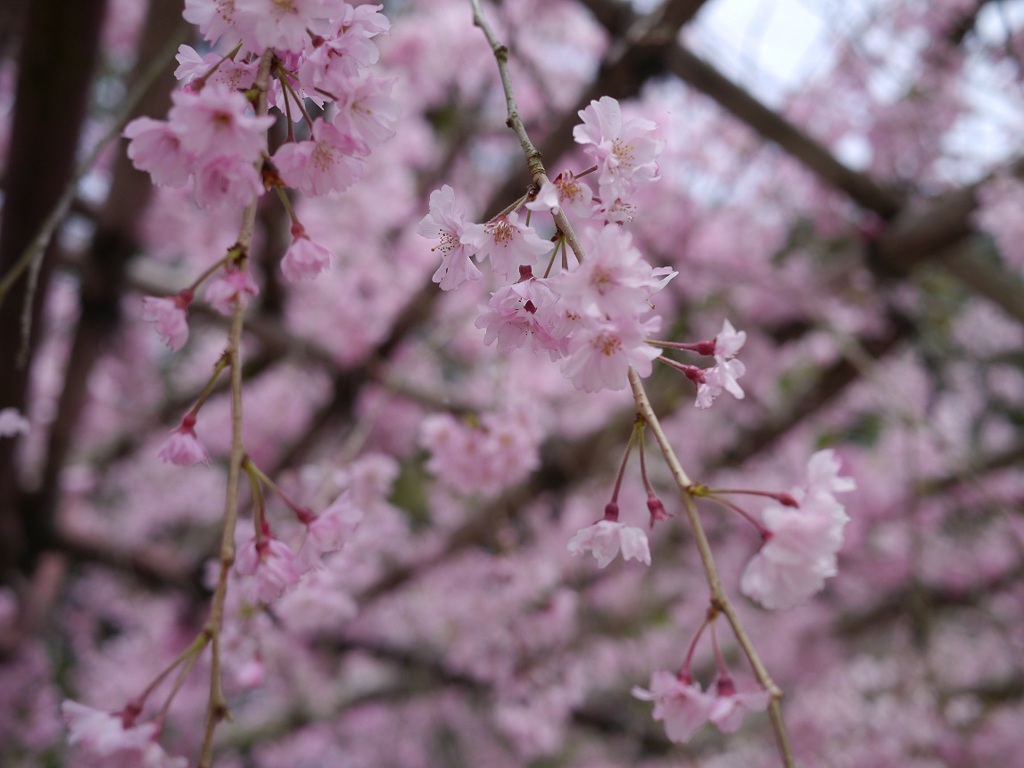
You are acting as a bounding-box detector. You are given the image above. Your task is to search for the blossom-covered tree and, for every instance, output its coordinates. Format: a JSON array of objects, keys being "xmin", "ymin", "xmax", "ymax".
[{"xmin": 1, "ymin": 0, "xmax": 1022, "ymax": 766}]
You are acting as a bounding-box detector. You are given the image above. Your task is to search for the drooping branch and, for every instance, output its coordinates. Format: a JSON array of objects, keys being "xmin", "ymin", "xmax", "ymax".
[
  {"xmin": 489, "ymin": 0, "xmax": 710, "ymax": 214},
  {"xmin": 469, "ymin": 1, "xmax": 795, "ymax": 763},
  {"xmin": 197, "ymin": 49, "xmax": 276, "ymax": 768}
]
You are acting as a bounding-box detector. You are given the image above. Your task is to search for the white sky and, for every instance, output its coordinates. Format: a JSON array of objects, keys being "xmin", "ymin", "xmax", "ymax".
[{"xmin": 690, "ymin": 0, "xmax": 832, "ymax": 105}]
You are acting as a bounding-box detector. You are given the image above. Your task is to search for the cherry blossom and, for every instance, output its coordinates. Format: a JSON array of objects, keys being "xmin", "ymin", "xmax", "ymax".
[
  {"xmin": 573, "ymin": 96, "xmax": 663, "ymax": 202},
  {"xmin": 233, "ymin": 0, "xmax": 337, "ymax": 52},
  {"xmin": 273, "ymin": 119, "xmax": 366, "ymax": 197},
  {"xmin": 125, "ymin": 84, "xmax": 273, "ymax": 210},
  {"xmin": 332, "ymin": 75, "xmax": 400, "ymax": 147},
  {"xmin": 697, "ymin": 356, "xmax": 747, "ymax": 407},
  {"xmin": 281, "ymin": 233, "xmax": 335, "ymax": 282},
  {"xmin": 597, "ymin": 197, "xmax": 637, "ymax": 224},
  {"xmin": 191, "ymin": 153, "xmax": 264, "ymax": 209},
  {"xmin": 708, "ymin": 675, "xmax": 771, "ymax": 733},
  {"xmin": 123, "ymin": 118, "xmax": 194, "ymax": 188},
  {"xmin": 567, "ymin": 519, "xmax": 651, "ymax": 568},
  {"xmin": 461, "ymin": 211, "xmax": 552, "ymax": 282},
  {"xmin": 475, "ymin": 275, "xmax": 566, "ymax": 359},
  {"xmin": 174, "ymin": 45, "xmax": 222, "ymax": 84},
  {"xmin": 16, "ymin": 2, "xmax": 1024, "ymax": 766},
  {"xmin": 158, "ymin": 414, "xmax": 209, "ymax": 466},
  {"xmin": 61, "ymin": 701, "xmax": 187, "ymax": 768},
  {"xmin": 204, "ymin": 268, "xmax": 259, "ymax": 315},
  {"xmin": 420, "ymin": 406, "xmax": 543, "ymax": 497},
  {"xmin": 167, "ymin": 84, "xmax": 272, "ymax": 161},
  {"xmin": 182, "ymin": 0, "xmax": 241, "ymax": 45},
  {"xmin": 554, "ymin": 225, "xmax": 668, "ymax": 318},
  {"xmin": 740, "ymin": 501, "xmax": 841, "ymax": 610},
  {"xmin": 560, "ymin": 315, "xmax": 661, "ymax": 392},
  {"xmin": 141, "ymin": 291, "xmax": 192, "ymax": 351},
  {"xmin": 417, "ymin": 184, "xmax": 483, "ymax": 291},
  {"xmin": 298, "ymin": 492, "xmax": 364, "ymax": 567},
  {"xmin": 525, "ymin": 171, "xmax": 594, "ymax": 218},
  {"xmin": 801, "ymin": 448, "xmax": 858, "ymax": 502},
  {"xmin": 632, "ymin": 670, "xmax": 713, "ymax": 743},
  {"xmin": 299, "ymin": 3, "xmax": 391, "ymax": 91},
  {"xmin": 713, "ymin": 318, "xmax": 747, "ymax": 359},
  {"xmin": 235, "ymin": 535, "xmax": 301, "ymax": 603},
  {"xmin": 740, "ymin": 450, "xmax": 855, "ymax": 610}
]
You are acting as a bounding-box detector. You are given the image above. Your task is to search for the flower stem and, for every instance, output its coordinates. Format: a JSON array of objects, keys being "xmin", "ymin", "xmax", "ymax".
[
  {"xmin": 469, "ymin": 0, "xmax": 586, "ymax": 265},
  {"xmin": 188, "ymin": 355, "xmax": 230, "ymax": 417},
  {"xmin": 196, "ymin": 48, "xmax": 275, "ymax": 768},
  {"xmin": 628, "ymin": 368, "xmax": 793, "ymax": 767},
  {"xmin": 705, "ymin": 494, "xmax": 769, "ymax": 535}
]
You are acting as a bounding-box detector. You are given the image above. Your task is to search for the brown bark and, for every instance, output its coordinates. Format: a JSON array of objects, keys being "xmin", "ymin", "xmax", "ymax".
[
  {"xmin": 0, "ymin": 0, "xmax": 108, "ymax": 578},
  {"xmin": 24, "ymin": 0, "xmax": 187, "ymax": 573}
]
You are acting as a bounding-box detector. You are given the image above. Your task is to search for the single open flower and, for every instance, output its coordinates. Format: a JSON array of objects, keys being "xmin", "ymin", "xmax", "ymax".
[{"xmin": 568, "ymin": 519, "xmax": 651, "ymax": 567}]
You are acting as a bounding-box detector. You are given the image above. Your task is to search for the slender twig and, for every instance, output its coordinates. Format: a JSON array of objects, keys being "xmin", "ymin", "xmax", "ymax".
[
  {"xmin": 469, "ymin": 0, "xmax": 586, "ymax": 264},
  {"xmin": 196, "ymin": 48, "xmax": 276, "ymax": 768},
  {"xmin": 467, "ymin": 1, "xmax": 794, "ymax": 764},
  {"xmin": 628, "ymin": 369, "xmax": 793, "ymax": 765}
]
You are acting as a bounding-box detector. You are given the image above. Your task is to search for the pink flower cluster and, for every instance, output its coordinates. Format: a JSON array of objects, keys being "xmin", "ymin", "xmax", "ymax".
[
  {"xmin": 231, "ymin": 454, "xmax": 393, "ymax": 607},
  {"xmin": 129, "ymin": 2, "xmax": 394, "ymax": 207},
  {"xmin": 740, "ymin": 450, "xmax": 857, "ymax": 610},
  {"xmin": 141, "ymin": 291, "xmax": 192, "ymax": 352},
  {"xmin": 419, "ymin": 97, "xmax": 676, "ymax": 394},
  {"xmin": 125, "ymin": 85, "xmax": 274, "ymax": 209},
  {"xmin": 130, "ymin": 1, "xmax": 397, "ymax": 350},
  {"xmin": 158, "ymin": 413, "xmax": 209, "ymax": 466},
  {"xmin": 235, "ymin": 495, "xmax": 363, "ymax": 606},
  {"xmin": 235, "ymin": 534, "xmax": 302, "ymax": 604},
  {"xmin": 420, "ymin": 406, "xmax": 543, "ymax": 498}
]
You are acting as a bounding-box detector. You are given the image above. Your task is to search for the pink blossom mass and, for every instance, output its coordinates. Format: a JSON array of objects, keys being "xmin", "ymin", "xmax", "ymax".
[{"xmin": 1, "ymin": 1, "xmax": 1023, "ymax": 767}]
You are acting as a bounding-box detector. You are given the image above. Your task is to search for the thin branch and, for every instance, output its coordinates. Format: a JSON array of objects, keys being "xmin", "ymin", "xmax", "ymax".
[
  {"xmin": 489, "ymin": 0, "xmax": 709, "ymax": 214},
  {"xmin": 197, "ymin": 49, "xmax": 276, "ymax": 768},
  {"xmin": 628, "ymin": 368, "xmax": 794, "ymax": 765},
  {"xmin": 663, "ymin": 42, "xmax": 1024, "ymax": 325},
  {"xmin": 664, "ymin": 44, "xmax": 903, "ymax": 217},
  {"xmin": 470, "ymin": 0, "xmax": 585, "ymax": 263}
]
